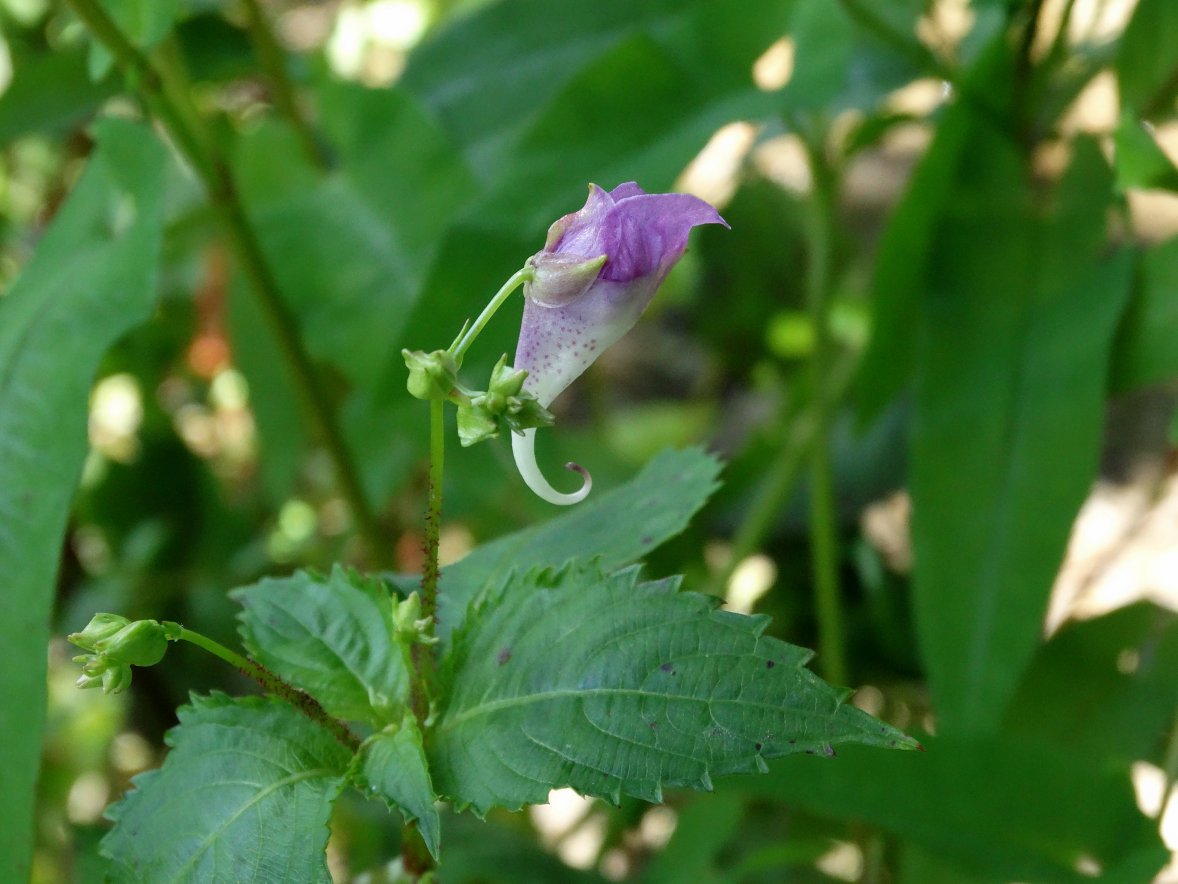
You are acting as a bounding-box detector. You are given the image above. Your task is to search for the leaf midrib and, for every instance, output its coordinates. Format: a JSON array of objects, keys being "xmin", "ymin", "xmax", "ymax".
[
  {"xmin": 169, "ymin": 766, "xmax": 338, "ymax": 883},
  {"xmin": 437, "ymin": 683, "xmax": 821, "ymax": 734}
]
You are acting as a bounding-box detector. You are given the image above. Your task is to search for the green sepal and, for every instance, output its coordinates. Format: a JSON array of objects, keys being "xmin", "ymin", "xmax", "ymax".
[
  {"xmin": 503, "ymin": 396, "xmax": 555, "ymax": 434},
  {"xmin": 456, "ymin": 399, "xmax": 500, "ymax": 447},
  {"xmin": 454, "ymin": 355, "xmax": 555, "ymax": 446}
]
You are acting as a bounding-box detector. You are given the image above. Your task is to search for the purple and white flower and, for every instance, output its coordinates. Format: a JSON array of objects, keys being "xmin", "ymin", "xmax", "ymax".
[{"xmin": 512, "ymin": 182, "xmax": 728, "ymax": 504}]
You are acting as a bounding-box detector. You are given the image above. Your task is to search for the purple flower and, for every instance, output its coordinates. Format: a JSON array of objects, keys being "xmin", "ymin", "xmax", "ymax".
[{"xmin": 512, "ymin": 182, "xmax": 728, "ymax": 504}]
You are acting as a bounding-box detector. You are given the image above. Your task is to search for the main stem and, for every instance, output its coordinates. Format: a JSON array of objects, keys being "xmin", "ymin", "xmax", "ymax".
[
  {"xmin": 802, "ymin": 133, "xmax": 849, "ymax": 688},
  {"xmin": 171, "ymin": 626, "xmax": 359, "ymax": 751},
  {"xmin": 403, "ymin": 399, "xmax": 445, "ymax": 880},
  {"xmin": 67, "ymin": 0, "xmax": 387, "ymax": 565},
  {"xmin": 408, "ymin": 399, "xmax": 443, "ymax": 724}
]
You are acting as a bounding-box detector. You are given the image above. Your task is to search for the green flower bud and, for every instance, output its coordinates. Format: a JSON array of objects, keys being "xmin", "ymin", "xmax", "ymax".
[
  {"xmin": 68, "ymin": 613, "xmax": 130, "ymax": 652},
  {"xmin": 394, "ymin": 593, "xmax": 438, "ymax": 646},
  {"xmin": 486, "ymin": 355, "xmax": 528, "ymax": 400},
  {"xmin": 96, "ymin": 619, "xmax": 169, "ymax": 667},
  {"xmin": 402, "ymin": 349, "xmax": 459, "ymax": 401}
]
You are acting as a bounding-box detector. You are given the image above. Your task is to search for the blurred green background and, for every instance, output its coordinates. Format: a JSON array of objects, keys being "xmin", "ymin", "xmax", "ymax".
[{"xmin": 3, "ymin": 0, "xmax": 1178, "ymax": 880}]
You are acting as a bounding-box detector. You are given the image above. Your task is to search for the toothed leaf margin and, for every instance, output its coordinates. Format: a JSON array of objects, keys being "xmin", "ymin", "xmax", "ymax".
[{"xmin": 431, "ymin": 560, "xmax": 917, "ymax": 814}]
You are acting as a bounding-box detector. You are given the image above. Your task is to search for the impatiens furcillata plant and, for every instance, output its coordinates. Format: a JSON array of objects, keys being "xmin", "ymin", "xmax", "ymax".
[{"xmin": 72, "ymin": 184, "xmax": 919, "ymax": 883}]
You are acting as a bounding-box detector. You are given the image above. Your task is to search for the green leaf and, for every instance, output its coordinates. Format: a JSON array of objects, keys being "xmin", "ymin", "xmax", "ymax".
[
  {"xmin": 855, "ymin": 66, "xmax": 985, "ymax": 422},
  {"xmin": 89, "ymin": 0, "xmax": 181, "ymax": 80},
  {"xmin": 437, "ymin": 446, "xmax": 722, "ymax": 642},
  {"xmin": 0, "ymin": 46, "xmax": 119, "ymax": 143},
  {"xmin": 730, "ymin": 735, "xmax": 1167, "ymax": 882},
  {"xmin": 787, "ymin": 0, "xmax": 855, "ymax": 109},
  {"xmin": 642, "ymin": 792, "xmax": 745, "ymax": 884},
  {"xmin": 1114, "ymin": 111, "xmax": 1178, "ymax": 191},
  {"xmin": 233, "ymin": 566, "xmax": 409, "ymax": 726},
  {"xmin": 352, "ymin": 717, "xmax": 441, "ymax": 860},
  {"xmin": 911, "ymin": 132, "xmax": 1132, "ymax": 734},
  {"xmin": 0, "ymin": 119, "xmax": 165, "ymax": 881},
  {"xmin": 431, "ymin": 561, "xmax": 916, "ymax": 815},
  {"xmin": 856, "ymin": 35, "xmax": 1018, "ymax": 423},
  {"xmin": 1116, "ymin": 0, "xmax": 1178, "ymax": 118},
  {"xmin": 1112, "ymin": 237, "xmax": 1178, "ymax": 390},
  {"xmin": 404, "ymin": 0, "xmax": 791, "ymax": 179},
  {"xmin": 102, "ymin": 693, "xmax": 352, "ymax": 883},
  {"xmin": 1005, "ymin": 602, "xmax": 1178, "ymax": 761}
]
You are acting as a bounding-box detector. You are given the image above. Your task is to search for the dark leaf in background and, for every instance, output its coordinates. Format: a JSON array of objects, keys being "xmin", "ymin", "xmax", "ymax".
[{"xmin": 911, "ymin": 126, "xmax": 1131, "ymax": 734}]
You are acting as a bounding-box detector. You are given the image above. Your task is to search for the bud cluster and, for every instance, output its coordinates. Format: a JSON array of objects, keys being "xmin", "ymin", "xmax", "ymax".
[
  {"xmin": 68, "ymin": 614, "xmax": 175, "ymax": 695},
  {"xmin": 400, "ymin": 349, "xmax": 554, "ymax": 448}
]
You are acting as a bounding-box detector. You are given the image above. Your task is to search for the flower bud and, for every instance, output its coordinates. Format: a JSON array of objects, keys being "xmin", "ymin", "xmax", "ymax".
[
  {"xmin": 68, "ymin": 613, "xmax": 130, "ymax": 652},
  {"xmin": 402, "ymin": 349, "xmax": 459, "ymax": 401},
  {"xmin": 96, "ymin": 619, "xmax": 169, "ymax": 667}
]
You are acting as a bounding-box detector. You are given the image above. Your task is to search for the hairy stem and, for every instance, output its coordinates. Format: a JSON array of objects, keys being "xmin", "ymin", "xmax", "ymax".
[
  {"xmin": 449, "ymin": 266, "xmax": 533, "ymax": 361},
  {"xmin": 402, "ymin": 399, "xmax": 445, "ymax": 879},
  {"xmin": 67, "ymin": 0, "xmax": 387, "ymax": 565},
  {"xmin": 170, "ymin": 625, "xmax": 359, "ymax": 751},
  {"xmin": 408, "ymin": 399, "xmax": 444, "ymax": 723},
  {"xmin": 707, "ymin": 353, "xmax": 857, "ymax": 599},
  {"xmin": 802, "ymin": 133, "xmax": 848, "ymax": 687}
]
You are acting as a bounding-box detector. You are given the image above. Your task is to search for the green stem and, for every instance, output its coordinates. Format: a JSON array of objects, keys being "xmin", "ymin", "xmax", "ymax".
[
  {"xmin": 238, "ymin": 0, "xmax": 328, "ymax": 169},
  {"xmin": 707, "ymin": 352, "xmax": 857, "ymax": 598},
  {"xmin": 402, "ymin": 399, "xmax": 444, "ymax": 880},
  {"xmin": 802, "ymin": 133, "xmax": 848, "ymax": 687},
  {"xmin": 449, "ymin": 267, "xmax": 532, "ymax": 362},
  {"xmin": 67, "ymin": 0, "xmax": 386, "ymax": 565},
  {"xmin": 408, "ymin": 399, "xmax": 444, "ymax": 723},
  {"xmin": 170, "ymin": 625, "xmax": 359, "ymax": 751}
]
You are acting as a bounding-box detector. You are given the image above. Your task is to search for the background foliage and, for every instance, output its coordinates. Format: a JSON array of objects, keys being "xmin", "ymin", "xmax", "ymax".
[{"xmin": 2, "ymin": 0, "xmax": 1178, "ymax": 880}]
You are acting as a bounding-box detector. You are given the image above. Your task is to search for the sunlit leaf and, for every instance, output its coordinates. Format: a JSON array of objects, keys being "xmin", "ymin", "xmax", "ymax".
[{"xmin": 432, "ymin": 561, "xmax": 917, "ymax": 814}]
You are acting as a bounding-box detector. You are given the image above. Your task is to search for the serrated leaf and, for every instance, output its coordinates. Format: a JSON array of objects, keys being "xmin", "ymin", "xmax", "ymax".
[
  {"xmin": 353, "ymin": 717, "xmax": 441, "ymax": 860},
  {"xmin": 232, "ymin": 565, "xmax": 409, "ymax": 726},
  {"xmin": 431, "ymin": 561, "xmax": 916, "ymax": 814},
  {"xmin": 437, "ymin": 446, "xmax": 722, "ymax": 643},
  {"xmin": 0, "ymin": 119, "xmax": 166, "ymax": 880},
  {"xmin": 102, "ymin": 693, "xmax": 352, "ymax": 883}
]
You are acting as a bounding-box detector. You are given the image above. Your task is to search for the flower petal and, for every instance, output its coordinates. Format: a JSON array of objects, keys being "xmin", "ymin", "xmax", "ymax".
[
  {"xmin": 548, "ymin": 184, "xmax": 613, "ymax": 255},
  {"xmin": 511, "ymin": 428, "xmax": 592, "ymax": 505},
  {"xmin": 608, "ymin": 181, "xmax": 646, "ymax": 200},
  {"xmin": 599, "ymin": 193, "xmax": 728, "ymax": 282}
]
